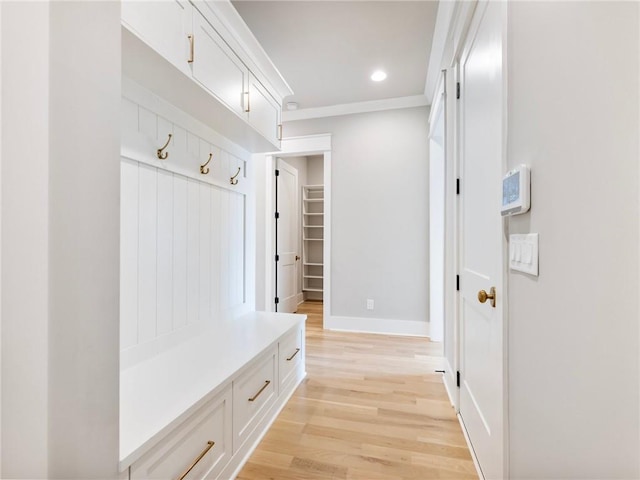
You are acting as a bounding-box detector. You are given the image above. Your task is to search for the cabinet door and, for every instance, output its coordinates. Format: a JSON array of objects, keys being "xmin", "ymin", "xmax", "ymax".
[
  {"xmin": 232, "ymin": 348, "xmax": 277, "ymax": 453},
  {"xmin": 192, "ymin": 11, "xmax": 249, "ymax": 119},
  {"xmin": 248, "ymin": 74, "xmax": 282, "ymax": 146},
  {"xmin": 130, "ymin": 387, "xmax": 232, "ymax": 480},
  {"xmin": 279, "ymin": 325, "xmax": 304, "ymax": 393},
  {"xmin": 122, "ymin": 0, "xmax": 191, "ymax": 75}
]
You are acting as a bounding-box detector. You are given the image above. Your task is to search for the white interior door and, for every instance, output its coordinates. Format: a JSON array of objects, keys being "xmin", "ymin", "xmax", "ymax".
[
  {"xmin": 458, "ymin": 2, "xmax": 505, "ymax": 479},
  {"xmin": 276, "ymin": 159, "xmax": 299, "ymax": 313}
]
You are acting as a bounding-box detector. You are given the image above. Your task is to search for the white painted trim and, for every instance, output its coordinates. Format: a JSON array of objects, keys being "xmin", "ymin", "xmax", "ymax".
[
  {"xmin": 322, "ymin": 151, "xmax": 331, "ymax": 326},
  {"xmin": 457, "ymin": 413, "xmax": 486, "ymax": 480},
  {"xmin": 326, "ymin": 316, "xmax": 429, "ymax": 338},
  {"xmin": 282, "ymin": 95, "xmax": 429, "ymax": 122},
  {"xmin": 424, "ymin": 1, "xmax": 456, "ymax": 103},
  {"xmin": 441, "ymin": 357, "xmax": 456, "ymax": 408}
]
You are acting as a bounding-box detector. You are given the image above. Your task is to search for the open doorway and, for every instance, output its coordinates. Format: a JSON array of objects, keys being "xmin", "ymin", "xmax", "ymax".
[
  {"xmin": 257, "ymin": 134, "xmax": 332, "ymax": 327},
  {"xmin": 273, "ymin": 155, "xmax": 325, "ymax": 312}
]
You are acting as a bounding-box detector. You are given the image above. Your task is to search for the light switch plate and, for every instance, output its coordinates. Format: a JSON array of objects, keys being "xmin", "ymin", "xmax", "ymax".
[{"xmin": 509, "ymin": 233, "xmax": 539, "ymax": 276}]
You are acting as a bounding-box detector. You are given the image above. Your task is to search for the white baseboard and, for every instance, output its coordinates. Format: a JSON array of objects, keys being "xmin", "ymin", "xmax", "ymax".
[
  {"xmin": 326, "ymin": 315, "xmax": 429, "ymax": 337},
  {"xmin": 442, "ymin": 357, "xmax": 458, "ymax": 409},
  {"xmin": 295, "ymin": 293, "xmax": 305, "ymax": 306}
]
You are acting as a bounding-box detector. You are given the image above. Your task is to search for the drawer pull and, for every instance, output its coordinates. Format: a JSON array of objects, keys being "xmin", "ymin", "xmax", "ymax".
[
  {"xmin": 248, "ymin": 380, "xmax": 271, "ymax": 402},
  {"xmin": 286, "ymin": 348, "xmax": 300, "ymax": 361},
  {"xmin": 176, "ymin": 440, "xmax": 215, "ymax": 480}
]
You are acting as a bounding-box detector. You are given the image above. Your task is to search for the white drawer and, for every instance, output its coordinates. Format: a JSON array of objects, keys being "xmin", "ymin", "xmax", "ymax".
[
  {"xmin": 130, "ymin": 386, "xmax": 232, "ymax": 480},
  {"xmin": 232, "ymin": 348, "xmax": 277, "ymax": 453},
  {"xmin": 279, "ymin": 325, "xmax": 303, "ymax": 392}
]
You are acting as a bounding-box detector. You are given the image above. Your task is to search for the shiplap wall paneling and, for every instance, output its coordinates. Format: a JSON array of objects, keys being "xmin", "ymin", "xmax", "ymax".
[
  {"xmin": 156, "ymin": 169, "xmax": 174, "ymax": 337},
  {"xmin": 172, "ymin": 175, "xmax": 188, "ymax": 331},
  {"xmin": 186, "ymin": 178, "xmax": 200, "ymax": 327},
  {"xmin": 199, "ymin": 182, "xmax": 212, "ymax": 322},
  {"xmin": 138, "ymin": 163, "xmax": 158, "ymax": 344},
  {"xmin": 219, "ymin": 189, "xmax": 230, "ymax": 312},
  {"xmin": 121, "ymin": 158, "xmax": 139, "ymax": 350},
  {"xmin": 120, "ymin": 91, "xmax": 250, "ymax": 353}
]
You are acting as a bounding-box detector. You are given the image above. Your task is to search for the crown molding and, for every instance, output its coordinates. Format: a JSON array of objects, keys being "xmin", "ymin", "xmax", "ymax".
[{"xmin": 282, "ymin": 95, "xmax": 429, "ymax": 122}]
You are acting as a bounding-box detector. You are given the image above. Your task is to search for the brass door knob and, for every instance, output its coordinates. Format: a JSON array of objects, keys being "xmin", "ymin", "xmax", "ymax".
[
  {"xmin": 295, "ymin": 255, "xmax": 300, "ymax": 261},
  {"xmin": 478, "ymin": 287, "xmax": 496, "ymax": 308}
]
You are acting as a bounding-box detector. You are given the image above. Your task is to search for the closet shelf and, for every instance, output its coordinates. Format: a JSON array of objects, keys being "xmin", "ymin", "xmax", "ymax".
[{"xmin": 302, "ymin": 184, "xmax": 324, "ymax": 296}]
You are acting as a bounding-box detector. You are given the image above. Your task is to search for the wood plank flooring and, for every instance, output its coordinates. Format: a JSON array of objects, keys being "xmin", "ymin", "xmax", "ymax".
[{"xmin": 236, "ymin": 301, "xmax": 476, "ymax": 479}]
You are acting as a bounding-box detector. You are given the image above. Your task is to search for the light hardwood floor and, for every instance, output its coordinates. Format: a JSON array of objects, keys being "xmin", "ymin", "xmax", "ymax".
[{"xmin": 236, "ymin": 301, "xmax": 477, "ymax": 479}]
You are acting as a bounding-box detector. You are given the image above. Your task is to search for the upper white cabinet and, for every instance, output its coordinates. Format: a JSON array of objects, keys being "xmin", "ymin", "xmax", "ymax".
[
  {"xmin": 121, "ymin": 0, "xmax": 292, "ymax": 153},
  {"xmin": 192, "ymin": 10, "xmax": 248, "ymax": 119},
  {"xmin": 248, "ymin": 73, "xmax": 282, "ymax": 147},
  {"xmin": 122, "ymin": 0, "xmax": 192, "ymax": 76}
]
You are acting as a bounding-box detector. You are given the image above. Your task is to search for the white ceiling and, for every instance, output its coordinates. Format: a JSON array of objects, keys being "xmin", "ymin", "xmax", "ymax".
[{"xmin": 232, "ymin": 1, "xmax": 439, "ymax": 116}]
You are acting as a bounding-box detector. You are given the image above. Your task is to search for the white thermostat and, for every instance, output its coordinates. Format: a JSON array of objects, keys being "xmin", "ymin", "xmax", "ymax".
[{"xmin": 501, "ymin": 165, "xmax": 530, "ymax": 216}]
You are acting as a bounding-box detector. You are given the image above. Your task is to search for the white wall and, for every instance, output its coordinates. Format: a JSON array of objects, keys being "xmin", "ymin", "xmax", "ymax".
[
  {"xmin": 1, "ymin": 2, "xmax": 50, "ymax": 476},
  {"xmin": 284, "ymin": 107, "xmax": 430, "ymax": 334},
  {"xmin": 506, "ymin": 2, "xmax": 639, "ymax": 477},
  {"xmin": 1, "ymin": 2, "xmax": 121, "ymax": 477},
  {"xmin": 48, "ymin": 2, "xmax": 121, "ymax": 477},
  {"xmin": 307, "ymin": 155, "xmax": 324, "ymax": 185}
]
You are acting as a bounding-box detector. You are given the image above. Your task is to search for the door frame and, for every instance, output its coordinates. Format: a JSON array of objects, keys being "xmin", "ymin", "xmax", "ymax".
[
  {"xmin": 453, "ymin": 1, "xmax": 509, "ymax": 478},
  {"xmin": 261, "ymin": 134, "xmax": 332, "ymax": 327},
  {"xmin": 428, "ymin": 74, "xmax": 446, "ymax": 345}
]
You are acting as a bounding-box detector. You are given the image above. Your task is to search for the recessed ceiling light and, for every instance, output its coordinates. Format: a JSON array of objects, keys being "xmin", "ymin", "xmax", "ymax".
[
  {"xmin": 286, "ymin": 101, "xmax": 299, "ymax": 111},
  {"xmin": 371, "ymin": 70, "xmax": 387, "ymax": 82}
]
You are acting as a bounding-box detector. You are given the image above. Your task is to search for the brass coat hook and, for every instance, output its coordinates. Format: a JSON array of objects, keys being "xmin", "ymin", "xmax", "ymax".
[
  {"xmin": 200, "ymin": 153, "xmax": 213, "ymax": 174},
  {"xmin": 157, "ymin": 133, "xmax": 172, "ymax": 160},
  {"xmin": 230, "ymin": 167, "xmax": 241, "ymax": 185}
]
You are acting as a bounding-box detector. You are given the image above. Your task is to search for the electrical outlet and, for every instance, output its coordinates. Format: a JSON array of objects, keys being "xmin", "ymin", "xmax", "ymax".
[{"xmin": 366, "ymin": 299, "xmax": 374, "ymax": 310}]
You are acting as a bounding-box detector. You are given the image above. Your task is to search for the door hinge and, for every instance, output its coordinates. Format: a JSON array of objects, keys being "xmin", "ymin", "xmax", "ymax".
[
  {"xmin": 275, "ymin": 211, "xmax": 280, "ymax": 219},
  {"xmin": 275, "ymin": 169, "xmax": 280, "ymax": 177},
  {"xmin": 456, "ymin": 371, "xmax": 461, "ymax": 388},
  {"xmin": 456, "ymin": 178, "xmax": 460, "ymax": 195},
  {"xmin": 275, "ymin": 254, "xmax": 279, "ymax": 262},
  {"xmin": 274, "ymin": 297, "xmax": 280, "ymax": 304},
  {"xmin": 456, "ymin": 275, "xmax": 460, "ymax": 291},
  {"xmin": 456, "ymin": 82, "xmax": 461, "ymax": 99}
]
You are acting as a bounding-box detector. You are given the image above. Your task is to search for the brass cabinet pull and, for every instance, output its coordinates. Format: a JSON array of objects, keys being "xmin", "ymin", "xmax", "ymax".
[
  {"xmin": 243, "ymin": 92, "xmax": 250, "ymax": 113},
  {"xmin": 157, "ymin": 133, "xmax": 172, "ymax": 160},
  {"xmin": 230, "ymin": 167, "xmax": 241, "ymax": 185},
  {"xmin": 200, "ymin": 153, "xmax": 213, "ymax": 175},
  {"xmin": 188, "ymin": 34, "xmax": 194, "ymax": 64},
  {"xmin": 286, "ymin": 348, "xmax": 300, "ymax": 361},
  {"xmin": 477, "ymin": 286, "xmax": 497, "ymax": 308},
  {"xmin": 176, "ymin": 440, "xmax": 214, "ymax": 480},
  {"xmin": 248, "ymin": 380, "xmax": 271, "ymax": 402}
]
